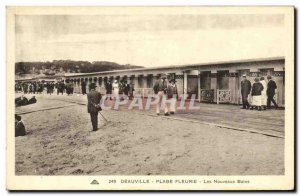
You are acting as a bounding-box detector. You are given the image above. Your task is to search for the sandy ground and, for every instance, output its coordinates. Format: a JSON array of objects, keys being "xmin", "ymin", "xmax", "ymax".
[{"xmin": 15, "ymin": 94, "xmax": 284, "ymax": 175}]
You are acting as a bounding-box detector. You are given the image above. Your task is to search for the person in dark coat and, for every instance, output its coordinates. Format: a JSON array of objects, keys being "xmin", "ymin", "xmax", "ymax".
[
  {"xmin": 15, "ymin": 95, "xmax": 28, "ymax": 107},
  {"xmin": 105, "ymin": 81, "xmax": 113, "ymax": 100},
  {"xmin": 23, "ymin": 83, "xmax": 28, "ymax": 94},
  {"xmin": 33, "ymin": 82, "xmax": 37, "ymax": 94},
  {"xmin": 87, "ymin": 83, "xmax": 102, "ymax": 131},
  {"xmin": 28, "ymin": 96, "xmax": 37, "ymax": 104},
  {"xmin": 267, "ymin": 75, "xmax": 278, "ymax": 109},
  {"xmin": 57, "ymin": 82, "xmax": 65, "ymax": 95},
  {"xmin": 123, "ymin": 81, "xmax": 129, "ymax": 96},
  {"xmin": 65, "ymin": 82, "xmax": 71, "ymax": 96},
  {"xmin": 15, "ymin": 114, "xmax": 26, "ymax": 137},
  {"xmin": 81, "ymin": 81, "xmax": 87, "ymax": 95},
  {"xmin": 29, "ymin": 83, "xmax": 33, "ymax": 94},
  {"xmin": 250, "ymin": 77, "xmax": 264, "ymax": 111},
  {"xmin": 166, "ymin": 79, "xmax": 178, "ymax": 115},
  {"xmin": 128, "ymin": 82, "xmax": 135, "ymax": 100},
  {"xmin": 240, "ymin": 74, "xmax": 251, "ymax": 109}
]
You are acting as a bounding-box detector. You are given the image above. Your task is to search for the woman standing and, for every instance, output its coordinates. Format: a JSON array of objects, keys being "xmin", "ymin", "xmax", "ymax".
[
  {"xmin": 259, "ymin": 76, "xmax": 267, "ymax": 110},
  {"xmin": 112, "ymin": 80, "xmax": 119, "ymax": 100},
  {"xmin": 250, "ymin": 77, "xmax": 264, "ymax": 111}
]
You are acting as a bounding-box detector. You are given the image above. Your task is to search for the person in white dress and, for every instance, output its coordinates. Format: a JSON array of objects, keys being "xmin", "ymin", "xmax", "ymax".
[
  {"xmin": 112, "ymin": 80, "xmax": 119, "ymax": 100},
  {"xmin": 259, "ymin": 76, "xmax": 267, "ymax": 110}
]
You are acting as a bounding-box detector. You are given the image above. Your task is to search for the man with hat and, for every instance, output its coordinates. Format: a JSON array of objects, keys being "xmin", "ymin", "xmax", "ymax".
[
  {"xmin": 153, "ymin": 74, "xmax": 168, "ymax": 115},
  {"xmin": 266, "ymin": 75, "xmax": 278, "ymax": 109},
  {"xmin": 240, "ymin": 74, "xmax": 251, "ymax": 109},
  {"xmin": 81, "ymin": 80, "xmax": 87, "ymax": 95},
  {"xmin": 87, "ymin": 83, "xmax": 102, "ymax": 131},
  {"xmin": 105, "ymin": 81, "xmax": 113, "ymax": 100}
]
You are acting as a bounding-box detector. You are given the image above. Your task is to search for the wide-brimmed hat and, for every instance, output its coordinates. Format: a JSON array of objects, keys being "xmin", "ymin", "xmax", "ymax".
[
  {"xmin": 89, "ymin": 83, "xmax": 97, "ymax": 89},
  {"xmin": 242, "ymin": 74, "xmax": 247, "ymax": 77}
]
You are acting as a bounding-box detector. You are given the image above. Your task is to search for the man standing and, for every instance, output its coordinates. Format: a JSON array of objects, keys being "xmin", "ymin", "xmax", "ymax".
[
  {"xmin": 267, "ymin": 75, "xmax": 278, "ymax": 109},
  {"xmin": 166, "ymin": 79, "xmax": 178, "ymax": 115},
  {"xmin": 87, "ymin": 83, "xmax": 102, "ymax": 131},
  {"xmin": 240, "ymin": 74, "xmax": 251, "ymax": 109},
  {"xmin": 81, "ymin": 80, "xmax": 87, "ymax": 95},
  {"xmin": 33, "ymin": 82, "xmax": 37, "ymax": 94},
  {"xmin": 128, "ymin": 82, "xmax": 135, "ymax": 100},
  {"xmin": 105, "ymin": 81, "xmax": 112, "ymax": 100},
  {"xmin": 23, "ymin": 83, "xmax": 28, "ymax": 94},
  {"xmin": 124, "ymin": 81, "xmax": 129, "ymax": 96},
  {"xmin": 153, "ymin": 74, "xmax": 168, "ymax": 115}
]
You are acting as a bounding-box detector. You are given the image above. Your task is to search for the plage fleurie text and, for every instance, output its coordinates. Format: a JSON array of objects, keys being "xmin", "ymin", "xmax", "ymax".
[{"xmin": 105, "ymin": 179, "xmax": 250, "ymax": 184}]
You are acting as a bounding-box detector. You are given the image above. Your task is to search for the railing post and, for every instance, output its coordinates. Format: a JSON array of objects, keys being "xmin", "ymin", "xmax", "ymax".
[
  {"xmin": 217, "ymin": 89, "xmax": 219, "ymax": 104},
  {"xmin": 199, "ymin": 89, "xmax": 202, "ymax": 102}
]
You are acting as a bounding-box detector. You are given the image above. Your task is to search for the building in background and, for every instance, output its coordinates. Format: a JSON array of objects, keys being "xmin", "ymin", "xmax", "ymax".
[{"xmin": 15, "ymin": 56, "xmax": 285, "ymax": 107}]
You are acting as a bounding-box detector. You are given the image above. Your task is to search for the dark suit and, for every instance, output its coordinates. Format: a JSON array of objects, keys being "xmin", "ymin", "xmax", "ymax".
[
  {"xmin": 267, "ymin": 79, "xmax": 278, "ymax": 108},
  {"xmin": 81, "ymin": 81, "xmax": 87, "ymax": 95},
  {"xmin": 15, "ymin": 121, "xmax": 26, "ymax": 137},
  {"xmin": 241, "ymin": 79, "xmax": 251, "ymax": 108},
  {"xmin": 105, "ymin": 82, "xmax": 112, "ymax": 100},
  {"xmin": 87, "ymin": 89, "xmax": 102, "ymax": 131},
  {"xmin": 251, "ymin": 82, "xmax": 263, "ymax": 96},
  {"xmin": 153, "ymin": 79, "xmax": 168, "ymax": 94},
  {"xmin": 124, "ymin": 84, "xmax": 129, "ymax": 96}
]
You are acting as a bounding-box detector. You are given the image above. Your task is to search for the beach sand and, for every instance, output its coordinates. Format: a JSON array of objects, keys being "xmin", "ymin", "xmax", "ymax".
[{"xmin": 15, "ymin": 95, "xmax": 284, "ymax": 175}]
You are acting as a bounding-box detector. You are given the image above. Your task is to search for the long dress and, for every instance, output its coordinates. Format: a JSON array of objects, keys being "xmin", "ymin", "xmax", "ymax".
[
  {"xmin": 112, "ymin": 82, "xmax": 119, "ymax": 99},
  {"xmin": 260, "ymin": 80, "xmax": 267, "ymax": 106}
]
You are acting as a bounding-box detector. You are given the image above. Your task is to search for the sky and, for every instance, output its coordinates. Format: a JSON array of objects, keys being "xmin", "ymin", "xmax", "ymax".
[{"xmin": 15, "ymin": 14, "xmax": 285, "ymax": 67}]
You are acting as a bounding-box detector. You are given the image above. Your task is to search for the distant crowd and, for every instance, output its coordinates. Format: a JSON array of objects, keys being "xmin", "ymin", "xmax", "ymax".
[
  {"xmin": 15, "ymin": 80, "xmax": 136, "ymax": 97},
  {"xmin": 15, "ymin": 81, "xmax": 74, "ymax": 96}
]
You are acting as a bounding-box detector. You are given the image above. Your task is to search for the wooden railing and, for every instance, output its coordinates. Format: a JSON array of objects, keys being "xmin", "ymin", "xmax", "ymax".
[
  {"xmin": 200, "ymin": 89, "xmax": 214, "ymax": 102},
  {"xmin": 217, "ymin": 90, "xmax": 232, "ymax": 104}
]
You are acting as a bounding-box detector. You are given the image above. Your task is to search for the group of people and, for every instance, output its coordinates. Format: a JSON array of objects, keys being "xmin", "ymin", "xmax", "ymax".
[
  {"xmin": 15, "ymin": 95, "xmax": 37, "ymax": 107},
  {"xmin": 105, "ymin": 80, "xmax": 135, "ymax": 100},
  {"xmin": 15, "ymin": 74, "xmax": 280, "ymax": 133},
  {"xmin": 15, "ymin": 81, "xmax": 75, "ymax": 96},
  {"xmin": 86, "ymin": 74, "xmax": 178, "ymax": 131},
  {"xmin": 153, "ymin": 74, "xmax": 178, "ymax": 116},
  {"xmin": 15, "ymin": 81, "xmax": 45, "ymax": 94},
  {"xmin": 56, "ymin": 82, "xmax": 74, "ymax": 96},
  {"xmin": 241, "ymin": 75, "xmax": 278, "ymax": 111},
  {"xmin": 45, "ymin": 82, "xmax": 55, "ymax": 94}
]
